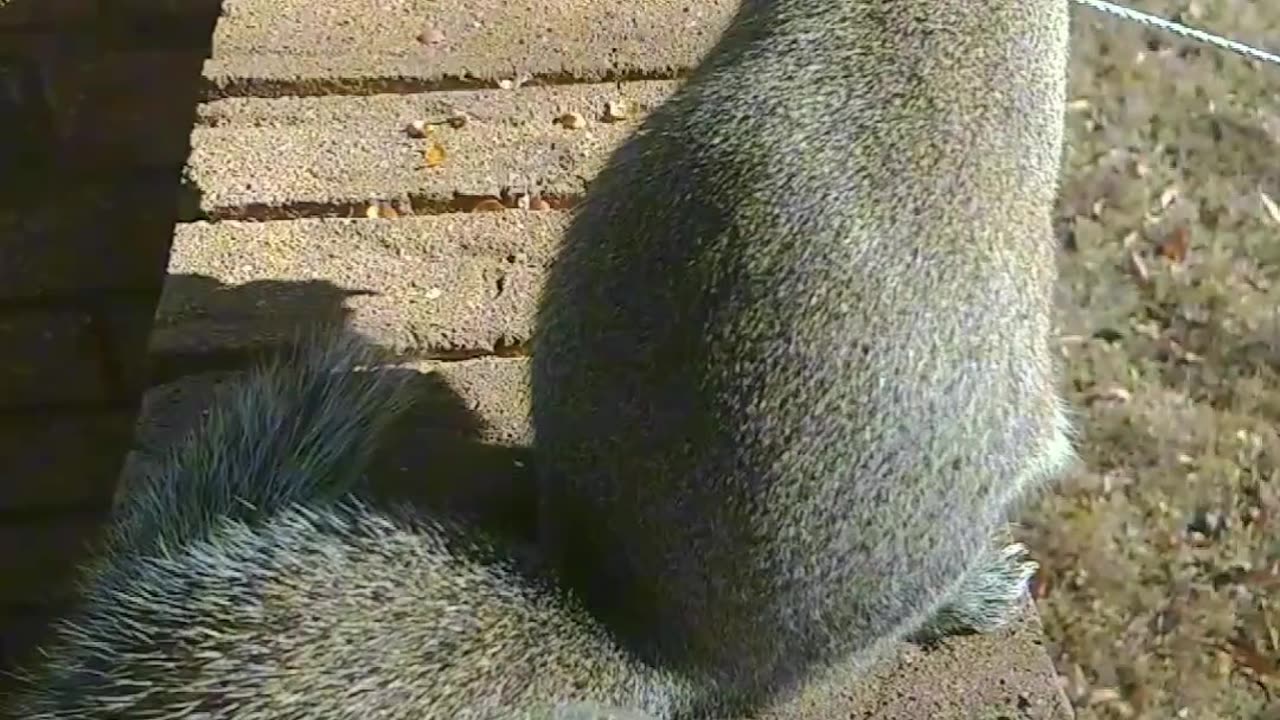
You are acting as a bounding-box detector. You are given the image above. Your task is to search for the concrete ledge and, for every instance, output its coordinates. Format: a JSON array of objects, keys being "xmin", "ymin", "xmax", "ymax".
[
  {"xmin": 155, "ymin": 213, "xmax": 566, "ymax": 360},
  {"xmin": 117, "ymin": 361, "xmax": 1072, "ymax": 720},
  {"xmin": 207, "ymin": 0, "xmax": 734, "ymax": 89},
  {"xmin": 187, "ymin": 82, "xmax": 677, "ymax": 212}
]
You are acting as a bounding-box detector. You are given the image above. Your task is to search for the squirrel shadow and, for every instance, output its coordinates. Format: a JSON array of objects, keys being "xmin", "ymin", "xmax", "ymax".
[{"xmin": 134, "ymin": 272, "xmax": 540, "ymax": 550}]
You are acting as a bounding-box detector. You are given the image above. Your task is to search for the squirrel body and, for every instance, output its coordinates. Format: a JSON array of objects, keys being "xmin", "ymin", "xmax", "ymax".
[{"xmin": 531, "ymin": 0, "xmax": 1075, "ymax": 713}]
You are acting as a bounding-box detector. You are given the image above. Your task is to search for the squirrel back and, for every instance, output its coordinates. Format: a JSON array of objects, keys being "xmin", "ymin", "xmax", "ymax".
[
  {"xmin": 6, "ymin": 332, "xmax": 678, "ymax": 720},
  {"xmin": 531, "ymin": 0, "xmax": 1076, "ymax": 713}
]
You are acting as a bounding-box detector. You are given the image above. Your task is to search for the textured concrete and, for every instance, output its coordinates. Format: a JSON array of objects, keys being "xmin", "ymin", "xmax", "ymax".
[
  {"xmin": 154, "ymin": 213, "xmax": 566, "ymax": 359},
  {"xmin": 188, "ymin": 82, "xmax": 676, "ymax": 213},
  {"xmin": 206, "ymin": 0, "xmax": 734, "ymax": 89}
]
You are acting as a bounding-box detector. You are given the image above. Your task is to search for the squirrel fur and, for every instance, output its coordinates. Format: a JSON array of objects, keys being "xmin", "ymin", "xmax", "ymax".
[
  {"xmin": 5, "ymin": 332, "xmax": 675, "ymax": 720},
  {"xmin": 531, "ymin": 0, "xmax": 1077, "ymax": 715}
]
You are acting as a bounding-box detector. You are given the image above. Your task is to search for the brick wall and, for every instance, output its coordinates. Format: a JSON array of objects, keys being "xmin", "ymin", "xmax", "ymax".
[{"xmin": 0, "ymin": 0, "xmax": 220, "ymax": 677}]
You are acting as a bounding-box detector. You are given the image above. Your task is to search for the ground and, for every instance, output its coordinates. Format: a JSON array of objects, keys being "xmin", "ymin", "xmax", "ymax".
[{"xmin": 1017, "ymin": 2, "xmax": 1280, "ymax": 718}]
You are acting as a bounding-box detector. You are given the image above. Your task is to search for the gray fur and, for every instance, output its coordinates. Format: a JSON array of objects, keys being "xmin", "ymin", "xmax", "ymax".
[
  {"xmin": 6, "ymin": 331, "xmax": 685, "ymax": 719},
  {"xmin": 531, "ymin": 0, "xmax": 1077, "ymax": 715}
]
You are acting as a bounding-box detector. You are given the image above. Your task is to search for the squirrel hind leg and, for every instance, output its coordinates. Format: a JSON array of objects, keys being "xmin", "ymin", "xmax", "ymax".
[{"xmin": 909, "ymin": 541, "xmax": 1039, "ymax": 644}]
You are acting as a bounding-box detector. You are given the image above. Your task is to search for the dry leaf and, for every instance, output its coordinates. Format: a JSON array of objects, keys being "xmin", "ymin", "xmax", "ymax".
[
  {"xmin": 1261, "ymin": 191, "xmax": 1280, "ymax": 225},
  {"xmin": 1157, "ymin": 226, "xmax": 1190, "ymax": 263},
  {"xmin": 556, "ymin": 111, "xmax": 587, "ymax": 130},
  {"xmin": 1228, "ymin": 637, "xmax": 1279, "ymax": 682},
  {"xmin": 425, "ymin": 142, "xmax": 446, "ymax": 168},
  {"xmin": 471, "ymin": 199, "xmax": 505, "ymax": 212}
]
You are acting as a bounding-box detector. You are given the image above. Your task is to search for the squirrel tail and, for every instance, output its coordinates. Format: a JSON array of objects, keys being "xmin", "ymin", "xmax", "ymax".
[{"xmin": 108, "ymin": 327, "xmax": 412, "ymax": 558}]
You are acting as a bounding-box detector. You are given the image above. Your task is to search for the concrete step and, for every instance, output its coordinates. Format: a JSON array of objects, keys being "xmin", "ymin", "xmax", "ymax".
[
  {"xmin": 154, "ymin": 212, "xmax": 565, "ymax": 364},
  {"xmin": 206, "ymin": 0, "xmax": 734, "ymax": 91},
  {"xmin": 187, "ymin": 81, "xmax": 677, "ymax": 215}
]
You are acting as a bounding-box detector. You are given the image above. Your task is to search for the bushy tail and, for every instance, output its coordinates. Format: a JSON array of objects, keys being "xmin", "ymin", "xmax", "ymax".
[{"xmin": 109, "ymin": 328, "xmax": 414, "ymax": 558}]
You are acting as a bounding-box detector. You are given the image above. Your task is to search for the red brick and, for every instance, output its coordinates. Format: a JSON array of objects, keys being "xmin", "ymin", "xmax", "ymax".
[
  {"xmin": 0, "ymin": 309, "xmax": 106, "ymax": 408},
  {"xmin": 0, "ymin": 413, "xmax": 136, "ymax": 511}
]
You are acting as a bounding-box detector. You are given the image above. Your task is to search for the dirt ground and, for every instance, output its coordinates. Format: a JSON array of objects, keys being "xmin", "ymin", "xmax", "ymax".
[{"xmin": 1015, "ymin": 2, "xmax": 1280, "ymax": 718}]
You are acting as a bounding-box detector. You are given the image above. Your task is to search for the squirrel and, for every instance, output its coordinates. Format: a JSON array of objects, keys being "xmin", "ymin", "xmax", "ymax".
[
  {"xmin": 8, "ymin": 0, "xmax": 1076, "ymax": 717},
  {"xmin": 530, "ymin": 0, "xmax": 1076, "ymax": 715},
  {"xmin": 4, "ymin": 331, "xmax": 673, "ymax": 720}
]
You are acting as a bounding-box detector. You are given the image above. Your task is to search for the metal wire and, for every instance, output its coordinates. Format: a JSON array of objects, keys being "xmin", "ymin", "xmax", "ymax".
[{"xmin": 1074, "ymin": 0, "xmax": 1280, "ymax": 68}]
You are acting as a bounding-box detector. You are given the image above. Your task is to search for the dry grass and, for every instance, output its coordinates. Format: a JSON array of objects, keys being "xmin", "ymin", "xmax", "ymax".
[{"xmin": 1015, "ymin": 2, "xmax": 1280, "ymax": 718}]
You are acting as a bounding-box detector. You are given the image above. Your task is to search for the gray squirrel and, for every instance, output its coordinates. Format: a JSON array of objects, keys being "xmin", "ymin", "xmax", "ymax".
[
  {"xmin": 6, "ymin": 0, "xmax": 1075, "ymax": 717},
  {"xmin": 530, "ymin": 0, "xmax": 1076, "ymax": 715}
]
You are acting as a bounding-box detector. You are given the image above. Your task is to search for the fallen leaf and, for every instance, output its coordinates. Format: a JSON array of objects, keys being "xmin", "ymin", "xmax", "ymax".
[
  {"xmin": 425, "ymin": 142, "xmax": 446, "ymax": 168},
  {"xmin": 1157, "ymin": 226, "xmax": 1190, "ymax": 263},
  {"xmin": 556, "ymin": 111, "xmax": 587, "ymax": 130},
  {"xmin": 1228, "ymin": 637, "xmax": 1279, "ymax": 682},
  {"xmin": 471, "ymin": 199, "xmax": 505, "ymax": 212}
]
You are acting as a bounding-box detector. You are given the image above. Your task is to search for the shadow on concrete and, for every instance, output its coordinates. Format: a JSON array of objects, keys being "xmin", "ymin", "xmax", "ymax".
[{"xmin": 139, "ymin": 272, "xmax": 540, "ymax": 548}]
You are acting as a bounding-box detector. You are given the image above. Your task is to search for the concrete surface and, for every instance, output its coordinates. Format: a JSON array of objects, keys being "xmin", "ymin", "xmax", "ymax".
[
  {"xmin": 206, "ymin": 0, "xmax": 734, "ymax": 91},
  {"xmin": 155, "ymin": 213, "xmax": 566, "ymax": 359},
  {"xmin": 188, "ymin": 82, "xmax": 677, "ymax": 214}
]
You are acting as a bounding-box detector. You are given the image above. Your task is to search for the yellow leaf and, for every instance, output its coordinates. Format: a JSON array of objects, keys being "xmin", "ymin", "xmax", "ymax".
[{"xmin": 425, "ymin": 142, "xmax": 446, "ymax": 168}]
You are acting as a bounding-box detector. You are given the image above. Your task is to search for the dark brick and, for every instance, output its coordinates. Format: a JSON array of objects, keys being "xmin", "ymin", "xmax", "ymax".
[
  {"xmin": 0, "ymin": 606, "xmax": 62, "ymax": 686},
  {"xmin": 0, "ymin": 509, "xmax": 106, "ymax": 608},
  {"xmin": 93, "ymin": 295, "xmax": 163, "ymax": 400},
  {"xmin": 0, "ymin": 309, "xmax": 105, "ymax": 408},
  {"xmin": 0, "ymin": 412, "xmax": 136, "ymax": 511},
  {"xmin": 101, "ymin": 0, "xmax": 224, "ymax": 14},
  {"xmin": 0, "ymin": 183, "xmax": 176, "ymax": 300},
  {"xmin": 0, "ymin": 0, "xmax": 96, "ymax": 29},
  {"xmin": 41, "ymin": 50, "xmax": 209, "ymax": 168}
]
